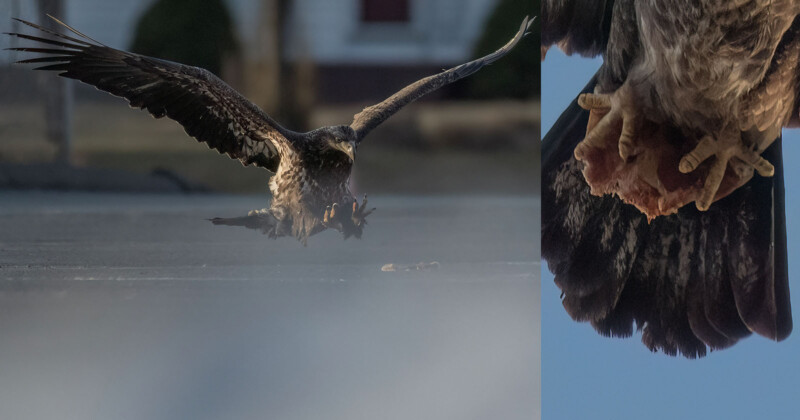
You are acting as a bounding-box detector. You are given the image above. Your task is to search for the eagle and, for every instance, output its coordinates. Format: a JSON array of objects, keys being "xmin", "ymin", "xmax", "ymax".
[
  {"xmin": 541, "ymin": 1, "xmax": 796, "ymax": 357},
  {"xmin": 7, "ymin": 16, "xmax": 533, "ymax": 245}
]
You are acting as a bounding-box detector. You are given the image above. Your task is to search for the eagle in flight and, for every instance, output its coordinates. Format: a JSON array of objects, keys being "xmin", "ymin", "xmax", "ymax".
[
  {"xmin": 542, "ymin": 1, "xmax": 796, "ymax": 357},
  {"xmin": 7, "ymin": 16, "xmax": 533, "ymax": 245}
]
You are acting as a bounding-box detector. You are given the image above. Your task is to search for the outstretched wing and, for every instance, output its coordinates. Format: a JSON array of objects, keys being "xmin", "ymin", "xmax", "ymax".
[
  {"xmin": 542, "ymin": 76, "xmax": 792, "ymax": 358},
  {"xmin": 6, "ymin": 16, "xmax": 294, "ymax": 172},
  {"xmin": 349, "ymin": 16, "xmax": 534, "ymax": 142}
]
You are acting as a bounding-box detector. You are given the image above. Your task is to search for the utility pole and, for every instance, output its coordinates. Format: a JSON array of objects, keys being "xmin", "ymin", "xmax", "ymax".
[{"xmin": 37, "ymin": 0, "xmax": 73, "ymax": 165}]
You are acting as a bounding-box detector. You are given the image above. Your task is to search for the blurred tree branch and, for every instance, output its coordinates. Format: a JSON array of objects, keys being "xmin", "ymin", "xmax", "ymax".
[{"xmin": 467, "ymin": 0, "xmax": 539, "ymax": 100}]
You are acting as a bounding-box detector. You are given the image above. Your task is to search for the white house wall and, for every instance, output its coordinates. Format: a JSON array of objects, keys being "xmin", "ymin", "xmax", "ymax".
[
  {"xmin": 284, "ymin": 0, "xmax": 500, "ymax": 65},
  {"xmin": 1, "ymin": 0, "xmax": 500, "ymax": 66}
]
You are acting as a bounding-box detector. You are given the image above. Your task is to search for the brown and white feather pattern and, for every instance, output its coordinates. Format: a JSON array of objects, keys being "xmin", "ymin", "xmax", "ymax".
[
  {"xmin": 598, "ymin": 0, "xmax": 639, "ymax": 91},
  {"xmin": 740, "ymin": 16, "xmax": 800, "ymax": 131},
  {"xmin": 630, "ymin": 0, "xmax": 800, "ymax": 133}
]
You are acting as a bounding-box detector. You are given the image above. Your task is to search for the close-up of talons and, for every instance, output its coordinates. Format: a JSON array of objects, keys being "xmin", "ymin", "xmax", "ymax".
[
  {"xmin": 738, "ymin": 148, "xmax": 775, "ymax": 177},
  {"xmin": 574, "ymin": 84, "xmax": 641, "ymax": 163},
  {"xmin": 323, "ymin": 206, "xmax": 331, "ymax": 224},
  {"xmin": 573, "ymin": 107, "xmax": 619, "ymax": 159},
  {"xmin": 618, "ymin": 117, "xmax": 635, "ymax": 160},
  {"xmin": 678, "ymin": 130, "xmax": 777, "ymax": 211},
  {"xmin": 577, "ymin": 92, "xmax": 611, "ymax": 111},
  {"xmin": 680, "ymin": 136, "xmax": 715, "ymax": 173},
  {"xmin": 696, "ymin": 155, "xmax": 730, "ymax": 211}
]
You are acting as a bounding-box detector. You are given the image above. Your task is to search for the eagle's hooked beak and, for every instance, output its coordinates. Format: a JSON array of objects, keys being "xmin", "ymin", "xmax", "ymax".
[
  {"xmin": 331, "ymin": 141, "xmax": 356, "ymax": 161},
  {"xmin": 344, "ymin": 142, "xmax": 355, "ymax": 161}
]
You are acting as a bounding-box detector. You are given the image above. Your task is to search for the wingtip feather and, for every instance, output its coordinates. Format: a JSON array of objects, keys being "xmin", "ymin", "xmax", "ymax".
[{"xmin": 45, "ymin": 14, "xmax": 104, "ymax": 45}]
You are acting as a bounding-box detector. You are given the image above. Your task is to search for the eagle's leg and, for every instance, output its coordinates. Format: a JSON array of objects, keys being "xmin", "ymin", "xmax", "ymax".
[
  {"xmin": 322, "ymin": 195, "xmax": 376, "ymax": 239},
  {"xmin": 679, "ymin": 130, "xmax": 774, "ymax": 211},
  {"xmin": 209, "ymin": 208, "xmax": 282, "ymax": 238},
  {"xmin": 574, "ymin": 82, "xmax": 639, "ymax": 162}
]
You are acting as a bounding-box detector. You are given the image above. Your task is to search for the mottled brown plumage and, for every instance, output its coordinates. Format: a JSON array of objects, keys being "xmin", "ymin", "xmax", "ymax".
[
  {"xmin": 7, "ymin": 16, "xmax": 532, "ymax": 244},
  {"xmin": 542, "ymin": 0, "xmax": 795, "ymax": 357}
]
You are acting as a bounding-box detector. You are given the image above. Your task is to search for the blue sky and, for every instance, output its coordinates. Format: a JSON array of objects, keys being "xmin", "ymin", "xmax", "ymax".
[{"xmin": 541, "ymin": 50, "xmax": 800, "ymax": 419}]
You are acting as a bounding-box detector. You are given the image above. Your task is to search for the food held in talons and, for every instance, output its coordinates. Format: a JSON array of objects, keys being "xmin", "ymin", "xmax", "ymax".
[{"xmin": 574, "ymin": 112, "xmax": 773, "ymax": 220}]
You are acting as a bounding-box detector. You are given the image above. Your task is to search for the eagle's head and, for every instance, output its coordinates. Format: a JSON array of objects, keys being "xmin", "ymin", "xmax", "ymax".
[{"xmin": 320, "ymin": 125, "xmax": 358, "ymax": 161}]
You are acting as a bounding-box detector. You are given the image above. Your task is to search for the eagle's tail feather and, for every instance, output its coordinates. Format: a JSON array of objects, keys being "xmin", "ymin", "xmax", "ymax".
[{"xmin": 542, "ymin": 71, "xmax": 792, "ymax": 358}]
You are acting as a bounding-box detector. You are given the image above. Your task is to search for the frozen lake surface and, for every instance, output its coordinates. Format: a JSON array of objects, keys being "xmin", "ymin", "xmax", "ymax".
[{"xmin": 0, "ymin": 192, "xmax": 540, "ymax": 420}]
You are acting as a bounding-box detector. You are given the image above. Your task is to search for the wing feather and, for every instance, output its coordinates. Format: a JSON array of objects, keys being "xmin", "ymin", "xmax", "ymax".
[
  {"xmin": 541, "ymin": 0, "xmax": 638, "ymax": 91},
  {"xmin": 6, "ymin": 17, "xmax": 294, "ymax": 172},
  {"xmin": 349, "ymin": 16, "xmax": 533, "ymax": 142},
  {"xmin": 541, "ymin": 0, "xmax": 614, "ymax": 57}
]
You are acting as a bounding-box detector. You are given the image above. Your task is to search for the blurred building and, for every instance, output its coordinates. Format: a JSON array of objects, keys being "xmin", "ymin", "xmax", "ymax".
[
  {"xmin": 281, "ymin": 0, "xmax": 500, "ymax": 103},
  {"xmin": 0, "ymin": 0, "xmax": 537, "ymax": 194},
  {"xmin": 1, "ymin": 0, "xmax": 503, "ymax": 105}
]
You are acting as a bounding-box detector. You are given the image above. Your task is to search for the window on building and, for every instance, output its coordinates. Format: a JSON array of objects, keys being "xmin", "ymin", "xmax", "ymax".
[{"xmin": 361, "ymin": 0, "xmax": 410, "ymax": 22}]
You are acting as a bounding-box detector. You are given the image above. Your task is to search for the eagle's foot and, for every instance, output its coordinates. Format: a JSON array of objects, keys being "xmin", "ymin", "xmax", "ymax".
[
  {"xmin": 322, "ymin": 194, "xmax": 376, "ymax": 239},
  {"xmin": 679, "ymin": 132, "xmax": 774, "ymax": 211},
  {"xmin": 574, "ymin": 83, "xmax": 639, "ymax": 162},
  {"xmin": 350, "ymin": 194, "xmax": 376, "ymax": 228}
]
